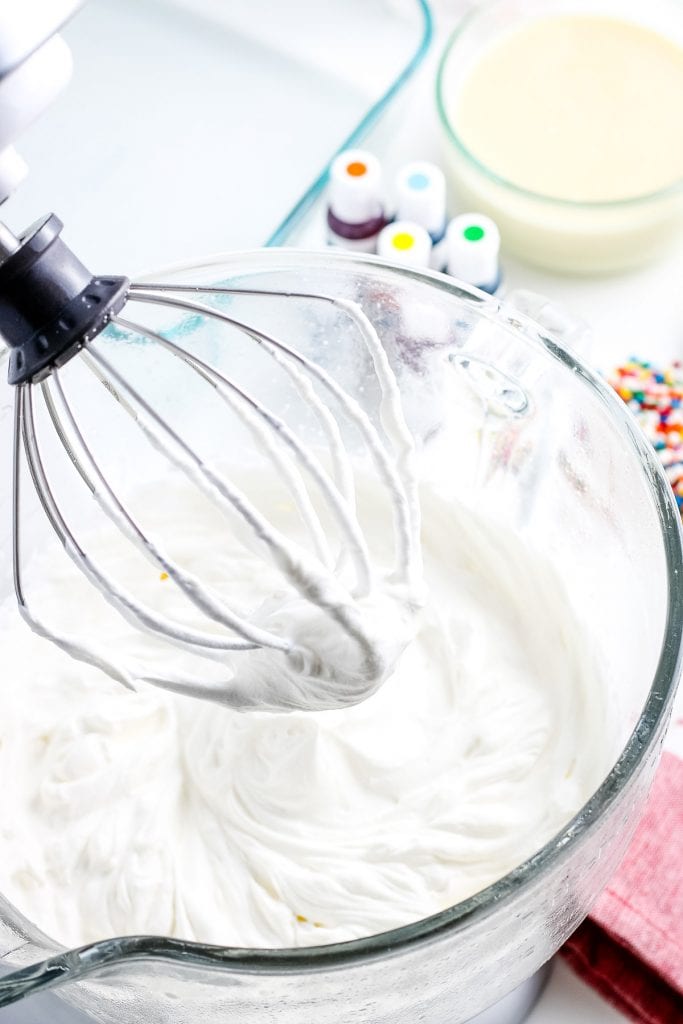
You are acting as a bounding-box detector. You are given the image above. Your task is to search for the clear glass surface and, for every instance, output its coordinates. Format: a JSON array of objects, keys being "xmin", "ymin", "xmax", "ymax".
[
  {"xmin": 0, "ymin": 250, "xmax": 681, "ymax": 1022},
  {"xmin": 436, "ymin": 0, "xmax": 683, "ymax": 273}
]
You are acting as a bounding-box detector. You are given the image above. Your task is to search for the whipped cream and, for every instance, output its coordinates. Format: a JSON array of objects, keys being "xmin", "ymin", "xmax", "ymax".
[{"xmin": 0, "ymin": 475, "xmax": 607, "ymax": 949}]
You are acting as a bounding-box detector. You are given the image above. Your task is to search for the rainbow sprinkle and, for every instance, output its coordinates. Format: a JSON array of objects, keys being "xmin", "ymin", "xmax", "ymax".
[{"xmin": 609, "ymin": 358, "xmax": 683, "ymax": 513}]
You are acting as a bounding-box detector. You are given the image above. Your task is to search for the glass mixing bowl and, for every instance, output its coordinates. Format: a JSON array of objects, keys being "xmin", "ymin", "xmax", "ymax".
[
  {"xmin": 436, "ymin": 0, "xmax": 683, "ymax": 274},
  {"xmin": 0, "ymin": 250, "xmax": 681, "ymax": 1023}
]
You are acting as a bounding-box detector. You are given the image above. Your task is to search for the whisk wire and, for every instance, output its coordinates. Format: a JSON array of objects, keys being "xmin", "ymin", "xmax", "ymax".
[
  {"xmin": 22, "ymin": 383, "xmax": 265, "ymax": 659},
  {"xmin": 128, "ymin": 288, "xmax": 419, "ymax": 583},
  {"xmin": 82, "ymin": 344, "xmax": 359, "ymax": 621},
  {"xmin": 12, "ymin": 386, "xmax": 136, "ymax": 690},
  {"xmin": 79, "ymin": 343, "xmax": 389, "ymax": 689},
  {"xmin": 43, "ymin": 371, "xmax": 284, "ymax": 652},
  {"xmin": 112, "ymin": 314, "xmax": 374, "ymax": 595},
  {"xmin": 129, "ymin": 283, "xmax": 419, "ymax": 535}
]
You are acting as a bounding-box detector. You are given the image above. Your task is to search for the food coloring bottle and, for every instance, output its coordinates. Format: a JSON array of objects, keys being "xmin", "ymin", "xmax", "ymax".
[
  {"xmin": 446, "ymin": 213, "xmax": 501, "ymax": 294},
  {"xmin": 377, "ymin": 221, "xmax": 432, "ymax": 268},
  {"xmin": 395, "ymin": 162, "xmax": 448, "ymax": 269},
  {"xmin": 327, "ymin": 150, "xmax": 388, "ymax": 253}
]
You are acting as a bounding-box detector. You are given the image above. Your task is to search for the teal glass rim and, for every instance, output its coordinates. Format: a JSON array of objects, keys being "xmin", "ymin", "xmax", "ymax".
[
  {"xmin": 435, "ymin": 0, "xmax": 683, "ymax": 211},
  {"xmin": 0, "ymin": 248, "xmax": 682, "ymax": 1007}
]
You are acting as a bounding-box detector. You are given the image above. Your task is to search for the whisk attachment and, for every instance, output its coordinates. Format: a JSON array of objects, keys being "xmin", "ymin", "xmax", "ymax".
[{"xmin": 3, "ymin": 215, "xmax": 423, "ymax": 712}]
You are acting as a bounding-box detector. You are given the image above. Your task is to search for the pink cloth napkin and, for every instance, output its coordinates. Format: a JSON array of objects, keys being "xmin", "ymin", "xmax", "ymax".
[{"xmin": 562, "ymin": 752, "xmax": 683, "ymax": 1023}]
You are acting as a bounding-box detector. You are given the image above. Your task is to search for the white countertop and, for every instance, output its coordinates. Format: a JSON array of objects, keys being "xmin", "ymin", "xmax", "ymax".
[{"xmin": 528, "ymin": 960, "xmax": 631, "ymax": 1024}]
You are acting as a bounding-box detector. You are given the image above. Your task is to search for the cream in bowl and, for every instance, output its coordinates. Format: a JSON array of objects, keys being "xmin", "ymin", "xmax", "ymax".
[{"xmin": 437, "ymin": 0, "xmax": 683, "ymax": 273}]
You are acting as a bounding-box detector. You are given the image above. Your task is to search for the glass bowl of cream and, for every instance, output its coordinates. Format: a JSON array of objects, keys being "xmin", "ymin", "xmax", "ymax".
[
  {"xmin": 436, "ymin": 0, "xmax": 683, "ymax": 273},
  {"xmin": 0, "ymin": 249, "xmax": 680, "ymax": 1023}
]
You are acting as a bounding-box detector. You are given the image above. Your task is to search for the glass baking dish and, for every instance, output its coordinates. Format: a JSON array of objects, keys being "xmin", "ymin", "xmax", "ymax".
[{"xmin": 4, "ymin": 0, "xmax": 432, "ymax": 272}]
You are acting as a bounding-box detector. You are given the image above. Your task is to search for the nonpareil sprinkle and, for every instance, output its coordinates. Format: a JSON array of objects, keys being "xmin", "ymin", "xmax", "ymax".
[{"xmin": 609, "ymin": 358, "xmax": 683, "ymax": 513}]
